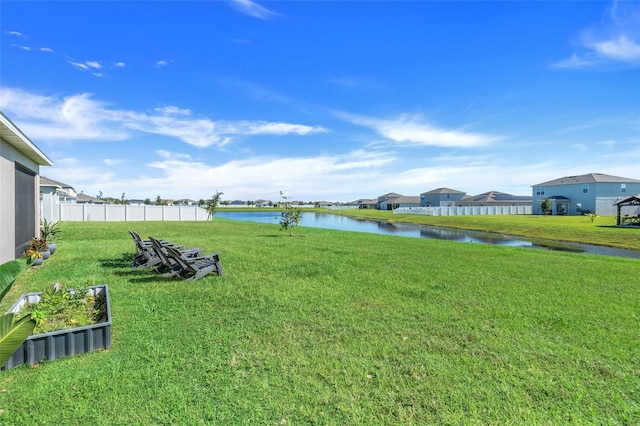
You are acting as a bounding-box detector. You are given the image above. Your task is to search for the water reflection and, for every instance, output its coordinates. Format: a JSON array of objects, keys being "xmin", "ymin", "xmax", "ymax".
[{"xmin": 215, "ymin": 211, "xmax": 640, "ymax": 259}]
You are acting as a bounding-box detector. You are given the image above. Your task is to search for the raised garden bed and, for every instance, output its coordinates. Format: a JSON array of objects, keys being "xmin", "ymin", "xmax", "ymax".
[{"xmin": 2, "ymin": 284, "xmax": 112, "ymax": 370}]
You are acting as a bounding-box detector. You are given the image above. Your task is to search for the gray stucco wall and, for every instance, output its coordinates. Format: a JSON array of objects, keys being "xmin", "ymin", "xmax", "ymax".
[
  {"xmin": 420, "ymin": 193, "xmax": 464, "ymax": 207},
  {"xmin": 0, "ymin": 139, "xmax": 41, "ymax": 264}
]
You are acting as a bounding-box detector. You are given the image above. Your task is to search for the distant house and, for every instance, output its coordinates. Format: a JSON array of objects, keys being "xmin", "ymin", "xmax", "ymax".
[
  {"xmin": 0, "ymin": 112, "xmax": 53, "ymax": 263},
  {"xmin": 76, "ymin": 193, "xmax": 105, "ymax": 204},
  {"xmin": 40, "ymin": 177, "xmax": 78, "ymax": 203},
  {"xmin": 531, "ymin": 173, "xmax": 640, "ymax": 216},
  {"xmin": 316, "ymin": 201, "xmax": 334, "ymax": 207},
  {"xmin": 175, "ymin": 199, "xmax": 196, "ymax": 206},
  {"xmin": 420, "ymin": 188, "xmax": 466, "ymax": 207},
  {"xmin": 254, "ymin": 199, "xmax": 272, "ymax": 207},
  {"xmin": 353, "ymin": 198, "xmax": 378, "ymax": 209},
  {"xmin": 394, "ymin": 196, "xmax": 421, "ymax": 208},
  {"xmin": 377, "ymin": 193, "xmax": 403, "ymax": 210},
  {"xmin": 458, "ymin": 191, "xmax": 532, "ymax": 207},
  {"xmin": 40, "ymin": 177, "xmax": 79, "ymax": 222}
]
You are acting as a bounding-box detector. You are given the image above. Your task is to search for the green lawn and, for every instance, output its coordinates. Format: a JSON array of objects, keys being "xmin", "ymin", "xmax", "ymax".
[{"xmin": 1, "ymin": 220, "xmax": 638, "ymax": 424}]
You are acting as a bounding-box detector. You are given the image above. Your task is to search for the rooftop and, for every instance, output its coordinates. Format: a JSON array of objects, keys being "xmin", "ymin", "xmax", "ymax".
[{"xmin": 534, "ymin": 173, "xmax": 640, "ymax": 187}]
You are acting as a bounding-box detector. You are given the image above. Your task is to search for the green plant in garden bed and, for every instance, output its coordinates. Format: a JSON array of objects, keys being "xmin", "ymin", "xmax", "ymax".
[
  {"xmin": 40, "ymin": 219, "xmax": 61, "ymax": 243},
  {"xmin": 18, "ymin": 283, "xmax": 108, "ymax": 334},
  {"xmin": 40, "ymin": 219, "xmax": 62, "ymax": 255},
  {"xmin": 0, "ymin": 256, "xmax": 36, "ymax": 367}
]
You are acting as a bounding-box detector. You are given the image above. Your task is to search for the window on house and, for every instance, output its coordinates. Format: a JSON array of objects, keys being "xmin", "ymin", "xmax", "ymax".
[
  {"xmin": 582, "ymin": 184, "xmax": 589, "ymax": 193},
  {"xmin": 536, "ymin": 187, "xmax": 545, "ymax": 196},
  {"xmin": 621, "ymin": 184, "xmax": 626, "ymax": 193},
  {"xmin": 15, "ymin": 163, "xmax": 36, "ymax": 258}
]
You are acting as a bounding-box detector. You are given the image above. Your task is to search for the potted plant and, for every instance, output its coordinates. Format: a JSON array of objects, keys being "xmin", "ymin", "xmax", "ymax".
[
  {"xmin": 40, "ymin": 219, "xmax": 61, "ymax": 255},
  {"xmin": 1, "ymin": 283, "xmax": 112, "ymax": 370},
  {"xmin": 0, "ymin": 256, "xmax": 37, "ymax": 369},
  {"xmin": 27, "ymin": 237, "xmax": 50, "ymax": 261},
  {"xmin": 23, "ymin": 248, "xmax": 43, "ymax": 267}
]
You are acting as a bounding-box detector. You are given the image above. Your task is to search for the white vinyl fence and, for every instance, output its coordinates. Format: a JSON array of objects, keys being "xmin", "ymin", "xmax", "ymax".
[
  {"xmin": 324, "ymin": 205, "xmax": 360, "ymax": 210},
  {"xmin": 51, "ymin": 204, "xmax": 210, "ymax": 222},
  {"xmin": 393, "ymin": 205, "xmax": 532, "ymax": 216}
]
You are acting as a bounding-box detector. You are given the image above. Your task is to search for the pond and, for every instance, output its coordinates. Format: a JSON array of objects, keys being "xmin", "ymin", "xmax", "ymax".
[{"xmin": 215, "ymin": 211, "xmax": 640, "ymax": 259}]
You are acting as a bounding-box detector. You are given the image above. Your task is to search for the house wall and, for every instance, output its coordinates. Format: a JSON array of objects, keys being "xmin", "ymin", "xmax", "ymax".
[
  {"xmin": 532, "ymin": 182, "xmax": 640, "ymax": 215},
  {"xmin": 420, "ymin": 193, "xmax": 464, "ymax": 207},
  {"xmin": 533, "ymin": 183, "xmax": 593, "ymax": 215},
  {"xmin": 0, "ymin": 139, "xmax": 41, "ymax": 264},
  {"xmin": 457, "ymin": 200, "xmax": 532, "ymax": 207},
  {"xmin": 396, "ymin": 201, "xmax": 421, "ymax": 208}
]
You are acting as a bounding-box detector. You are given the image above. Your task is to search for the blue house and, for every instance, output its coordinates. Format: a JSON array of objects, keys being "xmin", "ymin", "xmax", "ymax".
[
  {"xmin": 532, "ymin": 173, "xmax": 640, "ymax": 216},
  {"xmin": 420, "ymin": 188, "xmax": 466, "ymax": 207}
]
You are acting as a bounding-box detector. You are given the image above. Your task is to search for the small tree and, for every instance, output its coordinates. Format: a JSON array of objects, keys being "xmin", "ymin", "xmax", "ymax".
[
  {"xmin": 541, "ymin": 198, "xmax": 552, "ymax": 215},
  {"xmin": 585, "ymin": 212, "xmax": 599, "ymax": 222},
  {"xmin": 279, "ymin": 191, "xmax": 302, "ymax": 236},
  {"xmin": 205, "ymin": 191, "xmax": 224, "ymax": 220}
]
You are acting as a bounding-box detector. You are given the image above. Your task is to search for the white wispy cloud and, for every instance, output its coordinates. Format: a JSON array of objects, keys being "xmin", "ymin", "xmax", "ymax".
[
  {"xmin": 228, "ymin": 0, "xmax": 278, "ymax": 20},
  {"xmin": 0, "ymin": 88, "xmax": 129, "ymax": 140},
  {"xmin": 68, "ymin": 60, "xmax": 103, "ymax": 71},
  {"xmin": 156, "ymin": 149, "xmax": 193, "ymax": 161},
  {"xmin": 6, "ymin": 31, "xmax": 26, "ymax": 38},
  {"xmin": 156, "ymin": 60, "xmax": 170, "ymax": 68},
  {"xmin": 65, "ymin": 58, "xmax": 124, "ymax": 77},
  {"xmin": 104, "ymin": 158, "xmax": 127, "ymax": 166},
  {"xmin": 42, "ymin": 142, "xmax": 640, "ymax": 202},
  {"xmin": 141, "ymin": 149, "xmax": 395, "ymax": 199},
  {"xmin": 553, "ymin": 54, "xmax": 595, "ymax": 69},
  {"xmin": 554, "ymin": 2, "xmax": 640, "ymax": 68},
  {"xmin": 338, "ymin": 112, "xmax": 499, "ymax": 148},
  {"xmin": 591, "ymin": 34, "xmax": 640, "ymax": 61},
  {"xmin": 39, "ymin": 47, "xmax": 55, "ymax": 53},
  {"xmin": 0, "ymin": 87, "xmax": 327, "ymax": 147}
]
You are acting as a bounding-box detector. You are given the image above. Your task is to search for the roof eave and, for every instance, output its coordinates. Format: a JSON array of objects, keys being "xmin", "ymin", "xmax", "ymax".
[{"xmin": 0, "ymin": 112, "xmax": 53, "ymax": 166}]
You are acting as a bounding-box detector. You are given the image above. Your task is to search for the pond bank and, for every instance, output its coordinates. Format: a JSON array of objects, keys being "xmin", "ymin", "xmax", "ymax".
[
  {"xmin": 216, "ymin": 211, "xmax": 640, "ymax": 259},
  {"xmin": 325, "ymin": 209, "xmax": 640, "ymax": 251}
]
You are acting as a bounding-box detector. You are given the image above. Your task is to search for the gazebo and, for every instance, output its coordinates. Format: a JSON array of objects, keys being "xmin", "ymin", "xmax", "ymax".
[{"xmin": 614, "ymin": 195, "xmax": 640, "ymax": 226}]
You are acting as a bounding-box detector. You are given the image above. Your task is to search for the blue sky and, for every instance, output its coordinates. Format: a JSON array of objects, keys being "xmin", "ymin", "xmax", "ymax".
[{"xmin": 1, "ymin": 0, "xmax": 639, "ymax": 202}]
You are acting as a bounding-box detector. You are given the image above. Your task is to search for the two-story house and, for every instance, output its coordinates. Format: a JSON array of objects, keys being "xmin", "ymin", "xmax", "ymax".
[
  {"xmin": 420, "ymin": 188, "xmax": 466, "ymax": 207},
  {"xmin": 532, "ymin": 173, "xmax": 640, "ymax": 216}
]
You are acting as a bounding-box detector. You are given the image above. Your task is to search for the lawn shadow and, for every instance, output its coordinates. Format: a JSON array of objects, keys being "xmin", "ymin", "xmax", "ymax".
[
  {"xmin": 126, "ymin": 275, "xmax": 176, "ymax": 284},
  {"xmin": 99, "ymin": 253, "xmax": 137, "ymax": 269},
  {"xmin": 257, "ymin": 234, "xmax": 307, "ymax": 238},
  {"xmin": 597, "ymin": 225, "xmax": 640, "ymax": 230}
]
